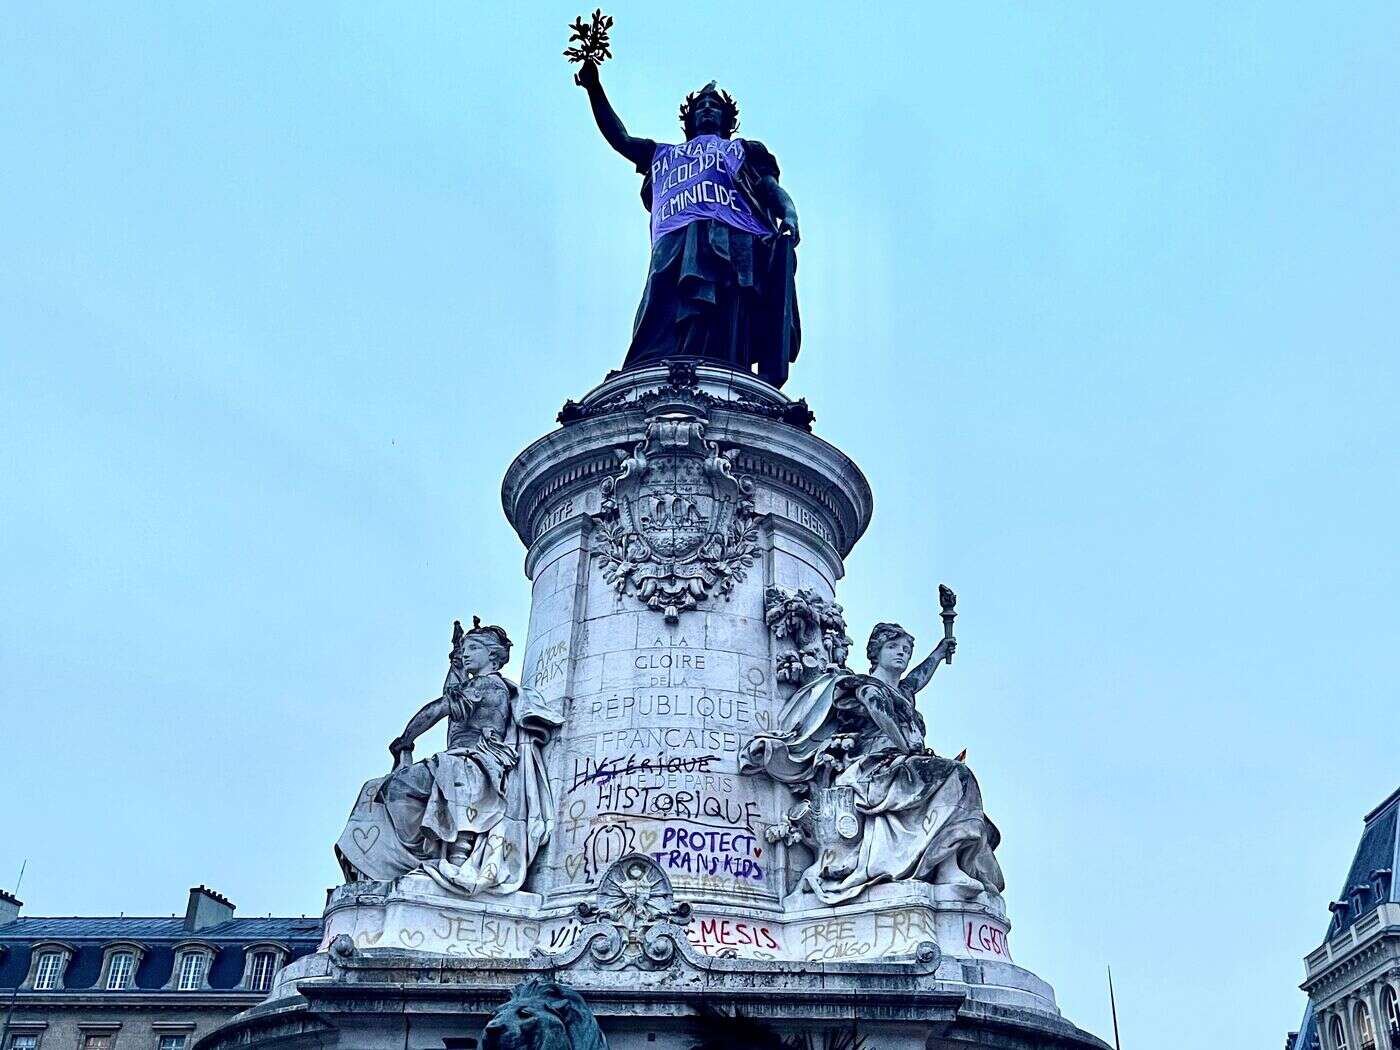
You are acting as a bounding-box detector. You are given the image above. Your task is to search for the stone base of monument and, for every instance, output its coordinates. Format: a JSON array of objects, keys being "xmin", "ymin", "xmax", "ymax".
[
  {"xmin": 197, "ymin": 363, "xmax": 1107, "ymax": 1050},
  {"xmin": 320, "ymin": 876, "xmax": 1023, "ymax": 980},
  {"xmin": 203, "ymin": 857, "xmax": 1105, "ymax": 1050}
]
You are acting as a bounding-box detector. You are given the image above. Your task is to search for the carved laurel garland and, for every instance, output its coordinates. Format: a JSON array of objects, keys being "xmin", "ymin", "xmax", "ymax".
[{"xmin": 764, "ymin": 584, "xmax": 853, "ymax": 686}]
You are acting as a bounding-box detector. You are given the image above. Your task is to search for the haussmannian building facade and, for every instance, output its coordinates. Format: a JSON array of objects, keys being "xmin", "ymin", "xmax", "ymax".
[
  {"xmin": 0, "ymin": 887, "xmax": 320, "ymax": 1050},
  {"xmin": 1289, "ymin": 788, "xmax": 1400, "ymax": 1050}
]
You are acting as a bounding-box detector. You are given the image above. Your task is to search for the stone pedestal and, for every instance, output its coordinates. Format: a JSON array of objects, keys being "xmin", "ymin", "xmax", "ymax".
[
  {"xmin": 502, "ymin": 364, "xmax": 871, "ymax": 918},
  {"xmin": 200, "ymin": 364, "xmax": 1107, "ymax": 1050}
]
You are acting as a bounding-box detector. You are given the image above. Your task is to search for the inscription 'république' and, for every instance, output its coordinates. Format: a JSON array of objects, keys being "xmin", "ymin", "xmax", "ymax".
[
  {"xmin": 584, "ymin": 645, "xmax": 761, "ymax": 720},
  {"xmin": 587, "ymin": 691, "xmax": 753, "ymax": 722}
]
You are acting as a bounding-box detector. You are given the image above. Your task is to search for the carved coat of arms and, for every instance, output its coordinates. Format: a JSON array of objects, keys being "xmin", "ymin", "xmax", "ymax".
[{"xmin": 593, "ymin": 412, "xmax": 759, "ymax": 621}]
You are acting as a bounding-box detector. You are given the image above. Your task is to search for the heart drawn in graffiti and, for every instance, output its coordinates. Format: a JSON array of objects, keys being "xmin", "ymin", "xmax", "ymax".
[
  {"xmin": 756, "ymin": 710, "xmax": 772, "ymax": 730},
  {"xmin": 753, "ymin": 846, "xmax": 762, "ymax": 858},
  {"xmin": 359, "ymin": 930, "xmax": 383, "ymax": 946},
  {"xmin": 399, "ymin": 929, "xmax": 425, "ymax": 948},
  {"xmin": 565, "ymin": 853, "xmax": 585, "ymax": 879},
  {"xmin": 640, "ymin": 830, "xmax": 659, "ymax": 850},
  {"xmin": 352, "ymin": 825, "xmax": 380, "ymax": 854}
]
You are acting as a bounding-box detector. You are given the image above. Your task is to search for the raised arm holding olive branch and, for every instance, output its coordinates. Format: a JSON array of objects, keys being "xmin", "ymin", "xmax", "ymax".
[
  {"xmin": 575, "ymin": 60, "xmax": 653, "ymax": 169},
  {"xmin": 566, "ymin": 12, "xmax": 803, "ymax": 387}
]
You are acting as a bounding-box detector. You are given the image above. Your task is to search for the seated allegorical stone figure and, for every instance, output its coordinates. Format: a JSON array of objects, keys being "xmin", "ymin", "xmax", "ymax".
[
  {"xmin": 741, "ymin": 616, "xmax": 1005, "ymax": 911},
  {"xmin": 334, "ymin": 618, "xmax": 564, "ymax": 897}
]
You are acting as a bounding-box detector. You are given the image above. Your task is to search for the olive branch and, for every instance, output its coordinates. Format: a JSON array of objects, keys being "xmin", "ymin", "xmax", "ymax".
[{"xmin": 563, "ymin": 9, "xmax": 614, "ymax": 65}]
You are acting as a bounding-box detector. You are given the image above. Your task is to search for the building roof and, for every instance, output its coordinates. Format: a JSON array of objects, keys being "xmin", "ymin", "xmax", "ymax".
[
  {"xmin": 1332, "ymin": 787, "xmax": 1400, "ymax": 936},
  {"xmin": 0, "ymin": 913, "xmax": 322, "ymax": 993},
  {"xmin": 1291, "ymin": 1000, "xmax": 1319, "ymax": 1050},
  {"xmin": 1290, "ymin": 787, "xmax": 1400, "ymax": 1047},
  {"xmin": 0, "ymin": 915, "xmax": 321, "ymax": 942}
]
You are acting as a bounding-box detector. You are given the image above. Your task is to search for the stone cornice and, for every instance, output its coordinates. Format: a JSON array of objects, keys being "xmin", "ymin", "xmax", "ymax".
[
  {"xmin": 1302, "ymin": 931, "xmax": 1400, "ymax": 1002},
  {"xmin": 503, "ymin": 401, "xmax": 872, "ymax": 558},
  {"xmin": 3, "ymin": 990, "xmax": 266, "ymax": 1010},
  {"xmin": 1304, "ymin": 905, "xmax": 1400, "ymax": 994},
  {"xmin": 194, "ymin": 941, "xmax": 1109, "ymax": 1050}
]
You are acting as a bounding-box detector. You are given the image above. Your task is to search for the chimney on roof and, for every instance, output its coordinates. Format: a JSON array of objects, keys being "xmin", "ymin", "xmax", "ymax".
[
  {"xmin": 0, "ymin": 889, "xmax": 21, "ymax": 924},
  {"xmin": 184, "ymin": 885, "xmax": 235, "ymax": 931}
]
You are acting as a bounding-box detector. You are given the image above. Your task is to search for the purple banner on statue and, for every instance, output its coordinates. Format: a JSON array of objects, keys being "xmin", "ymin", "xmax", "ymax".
[{"xmin": 649, "ymin": 135, "xmax": 771, "ymax": 241}]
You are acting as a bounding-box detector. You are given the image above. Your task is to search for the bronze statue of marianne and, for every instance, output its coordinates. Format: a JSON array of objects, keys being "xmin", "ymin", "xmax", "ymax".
[{"xmin": 575, "ymin": 59, "xmax": 801, "ymax": 388}]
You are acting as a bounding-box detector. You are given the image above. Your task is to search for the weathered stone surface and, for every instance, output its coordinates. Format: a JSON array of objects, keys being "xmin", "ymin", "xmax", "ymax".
[
  {"xmin": 504, "ymin": 372, "xmax": 871, "ymax": 915},
  {"xmin": 502, "ymin": 366, "xmax": 871, "ymax": 560},
  {"xmin": 207, "ymin": 855, "xmax": 1107, "ymax": 1050},
  {"xmin": 207, "ymin": 365, "xmax": 1106, "ymax": 1050}
]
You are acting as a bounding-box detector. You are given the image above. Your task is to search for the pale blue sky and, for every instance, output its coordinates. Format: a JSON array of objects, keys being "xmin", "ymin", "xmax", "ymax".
[{"xmin": 2, "ymin": 4, "xmax": 1397, "ymax": 1047}]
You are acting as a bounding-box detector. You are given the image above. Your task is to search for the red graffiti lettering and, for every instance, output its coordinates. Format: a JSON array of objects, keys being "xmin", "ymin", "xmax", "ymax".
[
  {"xmin": 965, "ymin": 921, "xmax": 1009, "ymax": 958},
  {"xmin": 688, "ymin": 918, "xmax": 779, "ymax": 952}
]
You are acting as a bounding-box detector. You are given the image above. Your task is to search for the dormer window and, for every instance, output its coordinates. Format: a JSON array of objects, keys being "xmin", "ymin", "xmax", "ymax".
[
  {"xmin": 247, "ymin": 950, "xmax": 278, "ymax": 992},
  {"xmin": 239, "ymin": 943, "xmax": 287, "ymax": 993},
  {"xmin": 97, "ymin": 942, "xmax": 145, "ymax": 991},
  {"xmin": 175, "ymin": 949, "xmax": 209, "ymax": 991},
  {"xmin": 1370, "ymin": 868, "xmax": 1392, "ymax": 904},
  {"xmin": 105, "ymin": 951, "xmax": 134, "ymax": 990},
  {"xmin": 1329, "ymin": 900, "xmax": 1350, "ymax": 933},
  {"xmin": 32, "ymin": 950, "xmax": 67, "ymax": 990},
  {"xmin": 1349, "ymin": 884, "xmax": 1372, "ymax": 917},
  {"xmin": 165, "ymin": 941, "xmax": 216, "ymax": 992}
]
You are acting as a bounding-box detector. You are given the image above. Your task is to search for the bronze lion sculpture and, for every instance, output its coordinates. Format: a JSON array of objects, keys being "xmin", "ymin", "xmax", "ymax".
[{"xmin": 482, "ymin": 978, "xmax": 607, "ymax": 1050}]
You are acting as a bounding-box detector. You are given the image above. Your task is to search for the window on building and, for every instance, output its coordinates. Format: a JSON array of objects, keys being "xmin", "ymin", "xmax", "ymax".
[
  {"xmin": 1356, "ymin": 1002, "xmax": 1377, "ymax": 1049},
  {"xmin": 1382, "ymin": 985, "xmax": 1400, "ymax": 1034},
  {"xmin": 32, "ymin": 951, "xmax": 65, "ymax": 990},
  {"xmin": 9, "ymin": 1035, "xmax": 39, "ymax": 1050},
  {"xmin": 82, "ymin": 1035, "xmax": 112, "ymax": 1050},
  {"xmin": 1374, "ymin": 869, "xmax": 1393, "ymax": 904},
  {"xmin": 175, "ymin": 950, "xmax": 208, "ymax": 991},
  {"xmin": 157, "ymin": 1035, "xmax": 186, "ymax": 1050},
  {"xmin": 246, "ymin": 951, "xmax": 278, "ymax": 993},
  {"xmin": 1331, "ymin": 1015, "xmax": 1349, "ymax": 1050},
  {"xmin": 106, "ymin": 951, "xmax": 135, "ymax": 990}
]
